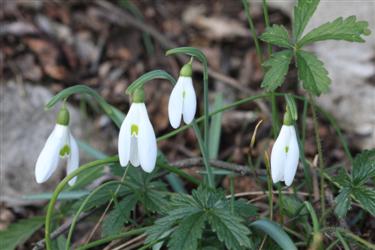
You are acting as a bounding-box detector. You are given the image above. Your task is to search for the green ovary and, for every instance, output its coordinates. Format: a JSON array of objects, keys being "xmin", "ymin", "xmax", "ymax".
[
  {"xmin": 131, "ymin": 124, "xmax": 139, "ymax": 136},
  {"xmin": 59, "ymin": 144, "xmax": 71, "ymax": 157}
]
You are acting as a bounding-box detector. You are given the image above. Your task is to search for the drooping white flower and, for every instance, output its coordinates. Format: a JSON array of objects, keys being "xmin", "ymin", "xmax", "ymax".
[
  {"xmin": 35, "ymin": 107, "xmax": 79, "ymax": 186},
  {"xmin": 118, "ymin": 102, "xmax": 157, "ymax": 173},
  {"xmin": 270, "ymin": 125, "xmax": 300, "ymax": 186},
  {"xmin": 168, "ymin": 62, "xmax": 197, "ymax": 128}
]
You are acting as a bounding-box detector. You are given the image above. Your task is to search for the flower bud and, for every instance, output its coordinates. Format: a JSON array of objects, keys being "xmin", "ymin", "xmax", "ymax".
[{"xmin": 56, "ymin": 106, "xmax": 70, "ymax": 125}]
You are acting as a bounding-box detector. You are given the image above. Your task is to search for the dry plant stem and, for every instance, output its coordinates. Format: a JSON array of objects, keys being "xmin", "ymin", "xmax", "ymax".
[
  {"xmin": 95, "ymin": 0, "xmax": 245, "ymax": 93},
  {"xmin": 44, "ymin": 156, "xmax": 119, "ymax": 250},
  {"xmin": 308, "ymin": 93, "xmax": 325, "ymax": 222},
  {"xmin": 85, "ymin": 168, "xmax": 130, "ymax": 243},
  {"xmin": 112, "ymin": 234, "xmax": 146, "ymax": 250}
]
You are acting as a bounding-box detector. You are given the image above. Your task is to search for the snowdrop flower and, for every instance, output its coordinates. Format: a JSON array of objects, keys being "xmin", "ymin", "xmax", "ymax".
[
  {"xmin": 270, "ymin": 111, "xmax": 299, "ymax": 186},
  {"xmin": 35, "ymin": 106, "xmax": 79, "ymax": 186},
  {"xmin": 168, "ymin": 61, "xmax": 197, "ymax": 128},
  {"xmin": 118, "ymin": 88, "xmax": 157, "ymax": 173}
]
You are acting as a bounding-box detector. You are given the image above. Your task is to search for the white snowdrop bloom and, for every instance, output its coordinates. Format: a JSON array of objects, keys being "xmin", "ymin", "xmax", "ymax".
[
  {"xmin": 168, "ymin": 62, "xmax": 197, "ymax": 128},
  {"xmin": 118, "ymin": 100, "xmax": 157, "ymax": 173},
  {"xmin": 270, "ymin": 125, "xmax": 300, "ymax": 186},
  {"xmin": 35, "ymin": 107, "xmax": 79, "ymax": 186}
]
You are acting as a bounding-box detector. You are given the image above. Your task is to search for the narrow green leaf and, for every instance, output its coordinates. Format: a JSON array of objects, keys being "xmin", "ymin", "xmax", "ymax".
[
  {"xmin": 293, "ymin": 0, "xmax": 320, "ymax": 40},
  {"xmin": 260, "ymin": 24, "xmax": 292, "ymax": 48},
  {"xmin": 101, "ymin": 194, "xmax": 138, "ymax": 237},
  {"xmin": 334, "ymin": 187, "xmax": 352, "ymax": 218},
  {"xmin": 351, "ymin": 149, "xmax": 375, "ymax": 185},
  {"xmin": 261, "ymin": 50, "xmax": 293, "ymax": 91},
  {"xmin": 208, "ymin": 209, "xmax": 252, "ymax": 250},
  {"xmin": 250, "ymin": 219, "xmax": 297, "ymax": 250},
  {"xmin": 166, "ymin": 47, "xmax": 208, "ymax": 68},
  {"xmin": 23, "ymin": 191, "xmax": 89, "ymax": 201},
  {"xmin": 126, "ymin": 70, "xmax": 176, "ymax": 94},
  {"xmin": 168, "ymin": 212, "xmax": 206, "ymax": 250},
  {"xmin": 296, "ymin": 50, "xmax": 330, "ymax": 95},
  {"xmin": 298, "ymin": 16, "xmax": 371, "ymax": 47},
  {"xmin": 209, "ymin": 93, "xmax": 223, "ymax": 159},
  {"xmin": 0, "ymin": 216, "xmax": 44, "ymax": 250}
]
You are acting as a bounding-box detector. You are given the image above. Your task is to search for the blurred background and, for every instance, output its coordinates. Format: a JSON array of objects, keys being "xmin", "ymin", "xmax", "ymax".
[{"xmin": 0, "ymin": 0, "xmax": 374, "ymax": 247}]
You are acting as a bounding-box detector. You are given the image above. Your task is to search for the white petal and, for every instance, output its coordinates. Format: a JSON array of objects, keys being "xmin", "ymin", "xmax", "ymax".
[
  {"xmin": 67, "ymin": 133, "xmax": 79, "ymax": 186},
  {"xmin": 284, "ymin": 126, "xmax": 300, "ymax": 186},
  {"xmin": 129, "ymin": 136, "xmax": 140, "ymax": 167},
  {"xmin": 138, "ymin": 104, "xmax": 157, "ymax": 173},
  {"xmin": 182, "ymin": 77, "xmax": 197, "ymax": 124},
  {"xmin": 118, "ymin": 104, "xmax": 138, "ymax": 167},
  {"xmin": 168, "ymin": 78, "xmax": 184, "ymax": 128},
  {"xmin": 270, "ymin": 125, "xmax": 290, "ymax": 184},
  {"xmin": 35, "ymin": 124, "xmax": 68, "ymax": 183}
]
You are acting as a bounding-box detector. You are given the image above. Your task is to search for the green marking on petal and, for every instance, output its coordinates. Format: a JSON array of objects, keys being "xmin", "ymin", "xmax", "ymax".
[
  {"xmin": 284, "ymin": 146, "xmax": 289, "ymax": 153},
  {"xmin": 182, "ymin": 90, "xmax": 186, "ymax": 99},
  {"xmin": 131, "ymin": 124, "xmax": 139, "ymax": 136},
  {"xmin": 59, "ymin": 144, "xmax": 71, "ymax": 157}
]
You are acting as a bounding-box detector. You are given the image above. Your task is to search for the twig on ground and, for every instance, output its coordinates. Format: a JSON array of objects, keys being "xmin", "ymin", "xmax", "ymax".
[{"xmin": 32, "ymin": 212, "xmax": 92, "ymax": 250}]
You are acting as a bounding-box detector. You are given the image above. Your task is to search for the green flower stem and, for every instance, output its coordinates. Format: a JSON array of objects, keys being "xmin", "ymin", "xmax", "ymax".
[
  {"xmin": 242, "ymin": 0, "xmax": 263, "ymax": 63},
  {"xmin": 262, "ymin": 0, "xmax": 272, "ymax": 57},
  {"xmin": 308, "ymin": 93, "xmax": 325, "ymax": 222},
  {"xmin": 75, "ymin": 227, "xmax": 149, "ymax": 250},
  {"xmin": 242, "ymin": 0, "xmax": 280, "ymax": 137},
  {"xmin": 157, "ymin": 93, "xmax": 269, "ymax": 142},
  {"xmin": 44, "ymin": 156, "xmax": 119, "ymax": 250},
  {"xmin": 193, "ymin": 122, "xmax": 214, "ymax": 188},
  {"xmin": 65, "ymin": 180, "xmax": 128, "ymax": 250},
  {"xmin": 264, "ymin": 152, "xmax": 273, "ymax": 220},
  {"xmin": 304, "ymin": 201, "xmax": 320, "ymax": 233}
]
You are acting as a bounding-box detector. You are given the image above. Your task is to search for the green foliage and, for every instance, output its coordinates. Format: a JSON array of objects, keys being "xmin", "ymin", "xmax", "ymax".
[
  {"xmin": 261, "ymin": 50, "xmax": 293, "ymax": 92},
  {"xmin": 298, "ymin": 16, "xmax": 371, "ymax": 47},
  {"xmin": 293, "ymin": 0, "xmax": 320, "ymax": 40},
  {"xmin": 259, "ymin": 24, "xmax": 292, "ymax": 48},
  {"xmin": 296, "ymin": 50, "xmax": 330, "ymax": 95},
  {"xmin": 258, "ymin": 0, "xmax": 370, "ymax": 96},
  {"xmin": 335, "ymin": 150, "xmax": 375, "ymax": 217},
  {"xmin": 146, "ymin": 186, "xmax": 256, "ymax": 249},
  {"xmin": 250, "ymin": 219, "xmax": 297, "ymax": 250},
  {"xmin": 0, "ymin": 216, "xmax": 44, "ymax": 250},
  {"xmin": 101, "ymin": 194, "xmax": 138, "ymax": 237}
]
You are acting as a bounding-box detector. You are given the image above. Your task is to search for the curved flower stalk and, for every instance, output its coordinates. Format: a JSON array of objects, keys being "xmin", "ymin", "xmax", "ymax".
[
  {"xmin": 270, "ymin": 109, "xmax": 299, "ymax": 186},
  {"xmin": 35, "ymin": 106, "xmax": 79, "ymax": 186},
  {"xmin": 118, "ymin": 88, "xmax": 157, "ymax": 173},
  {"xmin": 168, "ymin": 60, "xmax": 197, "ymax": 128}
]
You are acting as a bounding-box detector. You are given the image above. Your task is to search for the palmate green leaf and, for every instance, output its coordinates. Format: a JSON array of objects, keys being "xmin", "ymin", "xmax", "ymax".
[
  {"xmin": 101, "ymin": 194, "xmax": 138, "ymax": 237},
  {"xmin": 351, "ymin": 149, "xmax": 375, "ymax": 186},
  {"xmin": 261, "ymin": 50, "xmax": 293, "ymax": 91},
  {"xmin": 146, "ymin": 186, "xmax": 255, "ymax": 249},
  {"xmin": 298, "ymin": 16, "xmax": 371, "ymax": 47},
  {"xmin": 334, "ymin": 187, "xmax": 352, "ymax": 218},
  {"xmin": 0, "ymin": 216, "xmax": 44, "ymax": 250},
  {"xmin": 352, "ymin": 187, "xmax": 375, "ymax": 216},
  {"xmin": 168, "ymin": 212, "xmax": 206, "ymax": 250},
  {"xmin": 293, "ymin": 0, "xmax": 320, "ymax": 40},
  {"xmin": 260, "ymin": 24, "xmax": 292, "ymax": 48},
  {"xmin": 208, "ymin": 208, "xmax": 252, "ymax": 250},
  {"xmin": 233, "ymin": 199, "xmax": 257, "ymax": 218},
  {"xmin": 296, "ymin": 50, "xmax": 331, "ymax": 95}
]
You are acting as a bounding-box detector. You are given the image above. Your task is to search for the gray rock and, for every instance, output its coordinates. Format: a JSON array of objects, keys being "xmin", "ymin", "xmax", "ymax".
[
  {"xmin": 269, "ymin": 0, "xmax": 375, "ymax": 149},
  {"xmin": 0, "ymin": 82, "xmax": 84, "ymax": 205}
]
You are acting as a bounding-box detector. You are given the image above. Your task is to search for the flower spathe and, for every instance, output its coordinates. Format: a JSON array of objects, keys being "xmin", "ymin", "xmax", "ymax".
[
  {"xmin": 270, "ymin": 125, "xmax": 300, "ymax": 186},
  {"xmin": 168, "ymin": 63, "xmax": 197, "ymax": 128},
  {"xmin": 118, "ymin": 102, "xmax": 157, "ymax": 173},
  {"xmin": 35, "ymin": 124, "xmax": 79, "ymax": 186}
]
